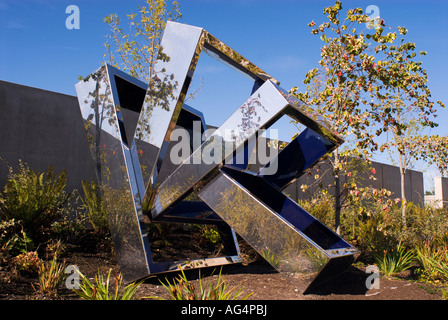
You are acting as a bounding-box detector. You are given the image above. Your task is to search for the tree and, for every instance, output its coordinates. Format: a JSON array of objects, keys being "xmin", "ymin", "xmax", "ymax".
[
  {"xmin": 79, "ymin": 1, "xmax": 183, "ymax": 200},
  {"xmin": 104, "ymin": 1, "xmax": 203, "ymax": 144},
  {"xmin": 291, "ymin": 1, "xmax": 442, "ymax": 233},
  {"xmin": 375, "ymin": 27, "xmax": 445, "ymax": 225},
  {"xmin": 383, "ymin": 122, "xmax": 443, "ymax": 226},
  {"xmin": 104, "ymin": 0, "xmax": 182, "ymax": 83},
  {"xmin": 414, "ymin": 135, "xmax": 448, "ymax": 177},
  {"xmin": 383, "ymin": 120, "xmax": 421, "ymax": 226},
  {"xmin": 79, "ymin": 66, "xmax": 115, "ymax": 188}
]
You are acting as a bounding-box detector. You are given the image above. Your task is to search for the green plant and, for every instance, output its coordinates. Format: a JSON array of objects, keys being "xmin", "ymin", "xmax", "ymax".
[
  {"xmin": 259, "ymin": 248, "xmax": 282, "ymax": 269},
  {"xmin": 79, "ymin": 179, "xmax": 109, "ymax": 233},
  {"xmin": 159, "ymin": 267, "xmax": 252, "ymax": 300},
  {"xmin": 432, "ymin": 257, "xmax": 448, "ymax": 283},
  {"xmin": 0, "ymin": 161, "xmax": 72, "ymax": 242},
  {"xmin": 0, "ymin": 219, "xmax": 34, "ymax": 256},
  {"xmin": 374, "ymin": 242, "xmax": 415, "ymax": 276},
  {"xmin": 416, "ymin": 244, "xmax": 448, "ymax": 283},
  {"xmin": 200, "ymin": 225, "xmax": 221, "ymax": 245},
  {"xmin": 12, "ymin": 251, "xmax": 41, "ymax": 275},
  {"xmin": 404, "ymin": 206, "xmax": 448, "ymax": 246},
  {"xmin": 74, "ymin": 269, "xmax": 142, "ymax": 300},
  {"xmin": 343, "ymin": 205, "xmax": 395, "ymax": 259},
  {"xmin": 51, "ymin": 210, "xmax": 89, "ymax": 245},
  {"xmin": 104, "ymin": 0, "xmax": 182, "ymax": 83},
  {"xmin": 416, "ymin": 244, "xmax": 441, "ymax": 282},
  {"xmin": 441, "ymin": 285, "xmax": 448, "ymax": 300},
  {"xmin": 35, "ymin": 256, "xmax": 66, "ymax": 295}
]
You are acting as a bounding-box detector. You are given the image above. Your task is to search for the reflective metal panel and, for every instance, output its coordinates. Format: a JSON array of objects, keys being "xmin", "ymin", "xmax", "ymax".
[
  {"xmin": 151, "ymin": 78, "xmax": 345, "ymax": 219},
  {"xmin": 134, "ymin": 22, "xmax": 204, "ymax": 210},
  {"xmin": 257, "ymin": 128, "xmax": 336, "ymax": 190},
  {"xmin": 75, "ymin": 65, "xmax": 152, "ymax": 281},
  {"xmin": 198, "ymin": 172, "xmax": 328, "ymax": 291},
  {"xmin": 135, "ymin": 21, "xmax": 279, "ymax": 212},
  {"xmin": 198, "ymin": 168, "xmax": 359, "ymax": 292},
  {"xmin": 201, "ymin": 31, "xmax": 280, "ymax": 85},
  {"xmin": 135, "ymin": 22, "xmax": 203, "ymax": 149},
  {"xmin": 222, "ymin": 166, "xmax": 355, "ymax": 252},
  {"xmin": 273, "ymin": 83, "xmax": 343, "ymax": 147},
  {"xmin": 76, "ymin": 63, "xmax": 242, "ymax": 280},
  {"xmin": 152, "ymin": 102, "xmax": 241, "ymax": 259},
  {"xmin": 151, "ymin": 80, "xmax": 288, "ymax": 218}
]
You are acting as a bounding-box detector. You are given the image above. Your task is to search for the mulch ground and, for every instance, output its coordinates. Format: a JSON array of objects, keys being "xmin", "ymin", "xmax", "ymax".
[{"xmin": 0, "ymin": 230, "xmax": 444, "ymax": 301}]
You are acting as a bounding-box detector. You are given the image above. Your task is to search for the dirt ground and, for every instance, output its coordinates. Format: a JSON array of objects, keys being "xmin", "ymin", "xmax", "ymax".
[
  {"xmin": 134, "ymin": 261, "xmax": 443, "ymax": 301},
  {"xmin": 0, "ymin": 230, "xmax": 443, "ymax": 301},
  {"xmin": 0, "ymin": 250, "xmax": 443, "ymax": 301},
  {"xmin": 131, "ymin": 260, "xmax": 445, "ymax": 300}
]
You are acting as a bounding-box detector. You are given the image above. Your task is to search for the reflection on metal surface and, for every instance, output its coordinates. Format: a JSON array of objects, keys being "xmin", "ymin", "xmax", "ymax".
[
  {"xmin": 258, "ymin": 128, "xmax": 335, "ymax": 190},
  {"xmin": 75, "ymin": 65, "xmax": 152, "ymax": 281},
  {"xmin": 137, "ymin": 21, "xmax": 280, "ymax": 212},
  {"xmin": 151, "ymin": 80, "xmax": 288, "ymax": 218},
  {"xmin": 198, "ymin": 165, "xmax": 358, "ymax": 292},
  {"xmin": 75, "ymin": 20, "xmax": 359, "ymax": 291},
  {"xmin": 76, "ymin": 62, "xmax": 240, "ymax": 282}
]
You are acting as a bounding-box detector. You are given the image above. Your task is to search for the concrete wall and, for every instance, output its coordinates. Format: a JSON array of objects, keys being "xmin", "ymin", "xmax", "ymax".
[
  {"xmin": 374, "ymin": 162, "xmax": 424, "ymax": 205},
  {"xmin": 292, "ymin": 158, "xmax": 424, "ymax": 207},
  {"xmin": 0, "ymin": 80, "xmax": 96, "ymax": 193}
]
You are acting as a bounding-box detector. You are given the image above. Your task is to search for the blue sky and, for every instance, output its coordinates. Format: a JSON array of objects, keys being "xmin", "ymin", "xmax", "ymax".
[{"xmin": 1, "ymin": 0, "xmax": 447, "ymax": 189}]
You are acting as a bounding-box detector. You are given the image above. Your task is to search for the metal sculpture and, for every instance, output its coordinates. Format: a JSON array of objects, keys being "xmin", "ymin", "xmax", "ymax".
[{"xmin": 75, "ymin": 21, "xmax": 359, "ymax": 293}]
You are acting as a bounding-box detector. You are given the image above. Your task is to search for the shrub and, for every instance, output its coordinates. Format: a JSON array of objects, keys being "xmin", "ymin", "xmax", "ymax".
[
  {"xmin": 0, "ymin": 161, "xmax": 72, "ymax": 243},
  {"xmin": 0, "ymin": 219, "xmax": 33, "ymax": 256},
  {"xmin": 199, "ymin": 225, "xmax": 221, "ymax": 245},
  {"xmin": 404, "ymin": 205, "xmax": 448, "ymax": 246},
  {"xmin": 416, "ymin": 243, "xmax": 448, "ymax": 283},
  {"xmin": 12, "ymin": 251, "xmax": 42, "ymax": 275},
  {"xmin": 79, "ymin": 179, "xmax": 109, "ymax": 234},
  {"xmin": 74, "ymin": 269, "xmax": 142, "ymax": 300},
  {"xmin": 374, "ymin": 242, "xmax": 415, "ymax": 277},
  {"xmin": 50, "ymin": 211, "xmax": 89, "ymax": 246},
  {"xmin": 297, "ymin": 192, "xmax": 448, "ymax": 285},
  {"xmin": 35, "ymin": 256, "xmax": 66, "ymax": 295},
  {"xmin": 347, "ymin": 209, "xmax": 392, "ymax": 255},
  {"xmin": 159, "ymin": 267, "xmax": 252, "ymax": 300}
]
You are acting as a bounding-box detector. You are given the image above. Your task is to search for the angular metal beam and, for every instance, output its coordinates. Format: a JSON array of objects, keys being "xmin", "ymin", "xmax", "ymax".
[
  {"xmin": 75, "ymin": 65, "xmax": 153, "ymax": 281},
  {"xmin": 198, "ymin": 166, "xmax": 359, "ymax": 292},
  {"xmin": 76, "ymin": 64, "xmax": 240, "ymax": 282},
  {"xmin": 135, "ymin": 21, "xmax": 279, "ymax": 211}
]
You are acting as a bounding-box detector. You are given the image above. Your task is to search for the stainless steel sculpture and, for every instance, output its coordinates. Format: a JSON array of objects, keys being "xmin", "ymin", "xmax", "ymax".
[{"xmin": 75, "ymin": 21, "xmax": 359, "ymax": 293}]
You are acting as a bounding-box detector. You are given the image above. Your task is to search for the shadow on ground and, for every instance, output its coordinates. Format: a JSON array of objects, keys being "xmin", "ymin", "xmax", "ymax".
[{"xmin": 305, "ymin": 266, "xmax": 369, "ymax": 296}]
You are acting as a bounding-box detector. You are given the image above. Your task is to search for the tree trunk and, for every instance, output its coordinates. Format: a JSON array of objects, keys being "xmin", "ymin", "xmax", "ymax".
[
  {"xmin": 398, "ymin": 151, "xmax": 407, "ymax": 226},
  {"xmin": 93, "ymin": 81, "xmax": 103, "ymax": 189},
  {"xmin": 334, "ymin": 148, "xmax": 342, "ymax": 235}
]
